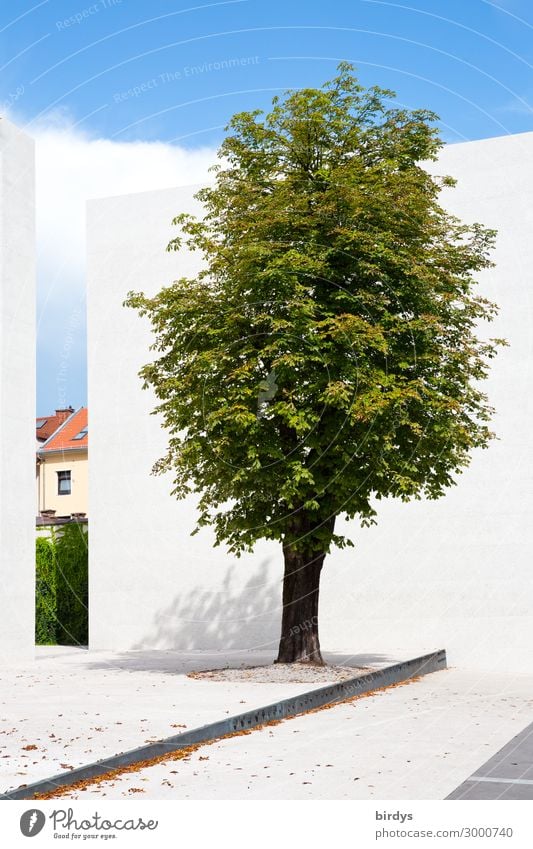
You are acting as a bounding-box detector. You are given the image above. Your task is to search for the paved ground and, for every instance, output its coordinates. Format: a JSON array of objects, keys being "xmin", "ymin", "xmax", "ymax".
[
  {"xmin": 0, "ymin": 646, "xmax": 388, "ymax": 795},
  {"xmin": 448, "ymin": 719, "xmax": 533, "ymax": 800},
  {"xmin": 43, "ymin": 667, "xmax": 533, "ymax": 800}
]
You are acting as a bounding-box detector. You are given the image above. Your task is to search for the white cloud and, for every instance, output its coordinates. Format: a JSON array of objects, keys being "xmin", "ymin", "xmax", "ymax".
[
  {"xmin": 31, "ymin": 116, "xmax": 217, "ymax": 291},
  {"xmin": 4, "ymin": 110, "xmax": 218, "ymax": 409}
]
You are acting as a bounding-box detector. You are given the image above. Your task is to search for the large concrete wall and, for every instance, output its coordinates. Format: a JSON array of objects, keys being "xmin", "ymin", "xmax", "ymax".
[
  {"xmin": 87, "ymin": 132, "xmax": 533, "ymax": 672},
  {"xmin": 87, "ymin": 186, "xmax": 281, "ymax": 655},
  {"xmin": 0, "ymin": 119, "xmax": 36, "ymax": 663}
]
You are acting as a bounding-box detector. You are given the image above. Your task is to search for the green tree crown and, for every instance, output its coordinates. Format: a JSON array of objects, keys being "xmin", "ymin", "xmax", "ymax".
[{"xmin": 126, "ymin": 63, "xmax": 503, "ymax": 559}]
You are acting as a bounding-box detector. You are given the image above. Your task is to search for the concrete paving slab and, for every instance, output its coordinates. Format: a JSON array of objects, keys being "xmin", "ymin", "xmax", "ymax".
[
  {"xmin": 46, "ymin": 668, "xmax": 533, "ymax": 800},
  {"xmin": 447, "ymin": 779, "xmax": 533, "ymax": 800},
  {"xmin": 447, "ymin": 719, "xmax": 533, "ymax": 799},
  {"xmin": 0, "ymin": 646, "xmax": 398, "ymax": 795}
]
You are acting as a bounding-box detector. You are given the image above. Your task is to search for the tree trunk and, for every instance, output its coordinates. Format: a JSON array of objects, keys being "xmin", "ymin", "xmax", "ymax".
[{"xmin": 275, "ymin": 538, "xmax": 328, "ymax": 665}]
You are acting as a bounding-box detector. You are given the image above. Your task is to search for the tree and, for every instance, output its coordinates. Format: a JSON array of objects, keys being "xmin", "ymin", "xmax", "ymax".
[{"xmin": 126, "ymin": 64, "xmax": 503, "ymax": 664}]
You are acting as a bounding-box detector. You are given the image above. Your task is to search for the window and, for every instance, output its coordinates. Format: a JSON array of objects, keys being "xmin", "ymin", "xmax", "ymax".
[
  {"xmin": 72, "ymin": 427, "xmax": 88, "ymax": 441},
  {"xmin": 36, "ymin": 419, "xmax": 48, "ymax": 429},
  {"xmin": 57, "ymin": 470, "xmax": 71, "ymax": 495}
]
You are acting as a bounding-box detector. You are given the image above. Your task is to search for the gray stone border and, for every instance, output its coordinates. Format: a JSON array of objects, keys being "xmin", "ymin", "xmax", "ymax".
[
  {"xmin": 1, "ymin": 649, "xmax": 446, "ymax": 800},
  {"xmin": 446, "ymin": 717, "xmax": 533, "ymax": 800}
]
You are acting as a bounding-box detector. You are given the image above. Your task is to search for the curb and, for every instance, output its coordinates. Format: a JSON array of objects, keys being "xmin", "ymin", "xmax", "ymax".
[{"xmin": 1, "ymin": 649, "xmax": 446, "ymax": 800}]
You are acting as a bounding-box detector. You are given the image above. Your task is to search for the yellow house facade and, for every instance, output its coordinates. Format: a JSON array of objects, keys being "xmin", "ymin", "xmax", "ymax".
[{"xmin": 36, "ymin": 407, "xmax": 88, "ymax": 518}]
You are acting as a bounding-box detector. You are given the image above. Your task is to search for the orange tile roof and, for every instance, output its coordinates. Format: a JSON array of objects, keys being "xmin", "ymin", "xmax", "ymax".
[
  {"xmin": 39, "ymin": 408, "xmax": 88, "ymax": 453},
  {"xmin": 36, "ymin": 408, "xmax": 74, "ymax": 442}
]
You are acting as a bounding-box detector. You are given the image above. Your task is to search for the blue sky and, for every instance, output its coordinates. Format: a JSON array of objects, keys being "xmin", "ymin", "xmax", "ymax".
[{"xmin": 2, "ymin": 0, "xmax": 533, "ymax": 413}]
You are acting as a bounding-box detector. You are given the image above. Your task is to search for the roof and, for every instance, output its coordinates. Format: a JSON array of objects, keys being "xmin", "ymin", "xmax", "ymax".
[
  {"xmin": 38, "ymin": 407, "xmax": 88, "ymax": 454},
  {"xmin": 36, "ymin": 408, "xmax": 74, "ymax": 442}
]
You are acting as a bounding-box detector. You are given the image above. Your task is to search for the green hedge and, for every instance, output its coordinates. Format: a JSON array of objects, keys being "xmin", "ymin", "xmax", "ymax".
[
  {"xmin": 36, "ymin": 537, "xmax": 57, "ymax": 645},
  {"xmin": 36, "ymin": 525, "xmax": 88, "ymax": 646},
  {"xmin": 55, "ymin": 524, "xmax": 89, "ymax": 645}
]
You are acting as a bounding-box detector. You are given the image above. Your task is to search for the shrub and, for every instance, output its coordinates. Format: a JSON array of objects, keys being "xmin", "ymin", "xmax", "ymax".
[
  {"xmin": 55, "ymin": 524, "xmax": 89, "ymax": 646},
  {"xmin": 35, "ymin": 536, "xmax": 57, "ymax": 645},
  {"xmin": 35, "ymin": 524, "xmax": 88, "ymax": 646}
]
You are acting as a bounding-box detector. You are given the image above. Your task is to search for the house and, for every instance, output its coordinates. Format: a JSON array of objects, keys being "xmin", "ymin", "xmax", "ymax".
[
  {"xmin": 36, "ymin": 407, "xmax": 74, "ymax": 446},
  {"xmin": 36, "ymin": 407, "xmax": 88, "ymax": 520}
]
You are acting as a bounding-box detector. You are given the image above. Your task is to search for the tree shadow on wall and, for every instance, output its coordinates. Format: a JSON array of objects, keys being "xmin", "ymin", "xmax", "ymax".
[
  {"xmin": 86, "ymin": 559, "xmax": 394, "ymax": 675},
  {"xmin": 131, "ymin": 560, "xmax": 282, "ymax": 654}
]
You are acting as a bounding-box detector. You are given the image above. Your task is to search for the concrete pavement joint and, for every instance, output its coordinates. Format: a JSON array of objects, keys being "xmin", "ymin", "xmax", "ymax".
[{"xmin": 466, "ymin": 777, "xmax": 533, "ymax": 786}]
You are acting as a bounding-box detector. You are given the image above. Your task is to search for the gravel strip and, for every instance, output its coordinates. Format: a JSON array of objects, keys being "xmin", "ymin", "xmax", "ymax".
[{"xmin": 188, "ymin": 664, "xmax": 370, "ymax": 684}]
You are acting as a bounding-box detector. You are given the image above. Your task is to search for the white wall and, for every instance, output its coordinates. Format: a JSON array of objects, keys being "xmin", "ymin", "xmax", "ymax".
[
  {"xmin": 0, "ymin": 119, "xmax": 36, "ymax": 663},
  {"xmin": 87, "ymin": 187, "xmax": 281, "ymax": 655},
  {"xmin": 87, "ymin": 132, "xmax": 533, "ymax": 672}
]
